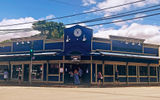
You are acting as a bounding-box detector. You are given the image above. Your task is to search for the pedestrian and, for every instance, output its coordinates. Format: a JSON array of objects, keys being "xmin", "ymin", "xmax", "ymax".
[
  {"xmin": 78, "ymin": 67, "xmax": 83, "ymax": 78},
  {"xmin": 4, "ymin": 69, "xmax": 8, "ymax": 81},
  {"xmin": 18, "ymin": 68, "xmax": 22, "ymax": 84},
  {"xmin": 97, "ymin": 72, "xmax": 103, "ymax": 86},
  {"xmin": 115, "ymin": 69, "xmax": 119, "ymax": 83},
  {"xmin": 73, "ymin": 69, "xmax": 80, "ymax": 85}
]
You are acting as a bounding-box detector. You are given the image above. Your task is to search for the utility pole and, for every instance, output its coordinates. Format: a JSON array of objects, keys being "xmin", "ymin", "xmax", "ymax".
[{"xmin": 29, "ymin": 41, "xmax": 34, "ymax": 84}]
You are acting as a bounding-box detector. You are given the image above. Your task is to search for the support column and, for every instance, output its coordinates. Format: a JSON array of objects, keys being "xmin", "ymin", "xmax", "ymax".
[
  {"xmin": 29, "ymin": 58, "xmax": 32, "ymax": 84},
  {"xmin": 46, "ymin": 61, "xmax": 49, "ymax": 81},
  {"xmin": 126, "ymin": 62, "xmax": 128, "ymax": 85},
  {"xmin": 148, "ymin": 64, "xmax": 150, "ymax": 85},
  {"xmin": 90, "ymin": 56, "xmax": 92, "ymax": 84}
]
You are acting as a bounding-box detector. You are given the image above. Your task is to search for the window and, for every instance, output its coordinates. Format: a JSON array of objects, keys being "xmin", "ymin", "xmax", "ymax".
[
  {"xmin": 139, "ymin": 66, "xmax": 148, "ymax": 76},
  {"xmin": 0, "ymin": 65, "xmax": 8, "ymax": 80},
  {"xmin": 128, "ymin": 66, "xmax": 136, "ymax": 76},
  {"xmin": 12, "ymin": 65, "xmax": 22, "ymax": 79},
  {"xmin": 48, "ymin": 64, "xmax": 59, "ymax": 74},
  {"xmin": 32, "ymin": 64, "xmax": 43, "ymax": 80},
  {"xmin": 117, "ymin": 65, "xmax": 126, "ymax": 75},
  {"xmin": 150, "ymin": 67, "xmax": 156, "ymax": 76},
  {"xmin": 104, "ymin": 64, "xmax": 113, "ymax": 75},
  {"xmin": 97, "ymin": 64, "xmax": 102, "ymax": 74}
]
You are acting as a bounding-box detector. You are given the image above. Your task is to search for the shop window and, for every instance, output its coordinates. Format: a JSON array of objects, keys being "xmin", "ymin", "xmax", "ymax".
[
  {"xmin": 12, "ymin": 65, "xmax": 22, "ymax": 79},
  {"xmin": 0, "ymin": 65, "xmax": 8, "ymax": 80},
  {"xmin": 139, "ymin": 66, "xmax": 148, "ymax": 76},
  {"xmin": 104, "ymin": 64, "xmax": 113, "ymax": 75},
  {"xmin": 150, "ymin": 67, "xmax": 156, "ymax": 76},
  {"xmin": 97, "ymin": 64, "xmax": 102, "ymax": 75},
  {"xmin": 128, "ymin": 66, "xmax": 136, "ymax": 76},
  {"xmin": 48, "ymin": 64, "xmax": 59, "ymax": 74},
  {"xmin": 117, "ymin": 65, "xmax": 126, "ymax": 75},
  {"xmin": 32, "ymin": 64, "xmax": 43, "ymax": 80}
]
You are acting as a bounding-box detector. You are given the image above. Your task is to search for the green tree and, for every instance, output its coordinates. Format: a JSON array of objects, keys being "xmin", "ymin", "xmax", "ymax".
[{"xmin": 32, "ymin": 21, "xmax": 65, "ymax": 39}]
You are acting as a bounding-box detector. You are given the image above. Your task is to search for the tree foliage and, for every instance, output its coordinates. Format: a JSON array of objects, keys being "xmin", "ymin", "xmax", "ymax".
[{"xmin": 32, "ymin": 21, "xmax": 65, "ymax": 39}]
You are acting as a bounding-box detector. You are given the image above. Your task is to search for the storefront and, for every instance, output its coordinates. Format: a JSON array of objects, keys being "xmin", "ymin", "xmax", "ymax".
[{"xmin": 0, "ymin": 25, "xmax": 159, "ymax": 85}]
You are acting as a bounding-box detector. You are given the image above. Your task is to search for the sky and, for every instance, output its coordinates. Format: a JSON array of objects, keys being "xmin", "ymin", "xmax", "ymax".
[{"xmin": 0, "ymin": 0, "xmax": 160, "ymax": 44}]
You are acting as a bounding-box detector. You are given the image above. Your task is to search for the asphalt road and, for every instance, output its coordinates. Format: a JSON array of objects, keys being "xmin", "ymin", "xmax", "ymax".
[{"xmin": 1, "ymin": 86, "xmax": 160, "ymax": 100}]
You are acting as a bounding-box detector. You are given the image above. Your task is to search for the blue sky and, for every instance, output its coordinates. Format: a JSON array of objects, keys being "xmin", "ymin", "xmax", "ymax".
[{"xmin": 0, "ymin": 0, "xmax": 160, "ymax": 44}]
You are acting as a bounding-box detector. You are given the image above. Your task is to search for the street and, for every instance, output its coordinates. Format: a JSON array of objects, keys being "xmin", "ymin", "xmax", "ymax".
[{"xmin": 0, "ymin": 86, "xmax": 160, "ymax": 100}]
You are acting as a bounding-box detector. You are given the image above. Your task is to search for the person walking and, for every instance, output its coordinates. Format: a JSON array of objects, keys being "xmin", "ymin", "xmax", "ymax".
[{"xmin": 97, "ymin": 72, "xmax": 103, "ymax": 86}]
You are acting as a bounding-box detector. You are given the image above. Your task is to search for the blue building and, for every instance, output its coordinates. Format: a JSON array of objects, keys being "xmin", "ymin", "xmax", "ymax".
[{"xmin": 0, "ymin": 25, "xmax": 159, "ymax": 85}]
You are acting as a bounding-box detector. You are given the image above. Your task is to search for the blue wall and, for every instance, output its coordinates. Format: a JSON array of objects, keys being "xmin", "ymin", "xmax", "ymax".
[
  {"xmin": 13, "ymin": 41, "xmax": 31, "ymax": 52},
  {"xmin": 112, "ymin": 40, "xmax": 143, "ymax": 53},
  {"xmin": 93, "ymin": 42, "xmax": 111, "ymax": 50},
  {"xmin": 33, "ymin": 40, "xmax": 43, "ymax": 50},
  {"xmin": 13, "ymin": 40, "xmax": 43, "ymax": 52},
  {"xmin": 144, "ymin": 47, "xmax": 158, "ymax": 56},
  {"xmin": 45, "ymin": 42, "xmax": 63, "ymax": 50},
  {"xmin": 0, "ymin": 46, "xmax": 11, "ymax": 52},
  {"xmin": 64, "ymin": 25, "xmax": 93, "ymax": 55}
]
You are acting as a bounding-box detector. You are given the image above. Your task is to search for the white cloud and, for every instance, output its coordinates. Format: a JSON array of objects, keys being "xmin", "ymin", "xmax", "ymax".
[
  {"xmin": 82, "ymin": 0, "xmax": 96, "ymax": 6},
  {"xmin": 94, "ymin": 23, "xmax": 160, "ymax": 44},
  {"xmin": 134, "ymin": 13, "xmax": 146, "ymax": 21},
  {"xmin": 46, "ymin": 14, "xmax": 55, "ymax": 19},
  {"xmin": 65, "ymin": 23, "xmax": 87, "ymax": 28},
  {"xmin": 0, "ymin": 14, "xmax": 57, "ymax": 42},
  {"xmin": 0, "ymin": 17, "xmax": 40, "ymax": 42},
  {"xmin": 94, "ymin": 0, "xmax": 160, "ymax": 16},
  {"xmin": 113, "ymin": 19, "xmax": 127, "ymax": 26}
]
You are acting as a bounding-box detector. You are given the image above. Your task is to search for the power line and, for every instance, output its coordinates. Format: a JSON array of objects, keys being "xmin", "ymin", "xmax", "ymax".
[
  {"xmin": 65, "ymin": 6, "xmax": 160, "ymax": 25},
  {"xmin": 0, "ymin": 12, "xmax": 160, "ymax": 34},
  {"xmin": 65, "ymin": 4, "xmax": 160, "ymax": 25},
  {"xmin": 49, "ymin": 0, "xmax": 82, "ymax": 7},
  {"xmin": 1, "ymin": 4, "xmax": 159, "ymax": 32},
  {"xmin": 87, "ymin": 12, "xmax": 160, "ymax": 26},
  {"xmin": 0, "ymin": 0, "xmax": 145, "ymax": 27}
]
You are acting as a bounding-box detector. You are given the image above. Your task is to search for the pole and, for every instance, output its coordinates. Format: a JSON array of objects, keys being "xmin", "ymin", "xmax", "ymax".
[
  {"xmin": 29, "ymin": 56, "xmax": 32, "ymax": 84},
  {"xmin": 29, "ymin": 41, "xmax": 33, "ymax": 84}
]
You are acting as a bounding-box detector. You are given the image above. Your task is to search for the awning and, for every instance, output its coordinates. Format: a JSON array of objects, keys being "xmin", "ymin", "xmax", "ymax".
[
  {"xmin": 0, "ymin": 52, "xmax": 57, "ymax": 57},
  {"xmin": 91, "ymin": 52, "xmax": 160, "ymax": 60}
]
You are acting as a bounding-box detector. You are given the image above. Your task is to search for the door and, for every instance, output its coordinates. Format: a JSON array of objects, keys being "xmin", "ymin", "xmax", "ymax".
[
  {"xmin": 23, "ymin": 64, "xmax": 29, "ymax": 81},
  {"xmin": 97, "ymin": 64, "xmax": 103, "ymax": 82},
  {"xmin": 64, "ymin": 63, "xmax": 91, "ymax": 84}
]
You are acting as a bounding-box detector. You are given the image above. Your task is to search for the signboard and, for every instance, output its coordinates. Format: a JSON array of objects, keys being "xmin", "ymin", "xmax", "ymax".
[
  {"xmin": 60, "ymin": 68, "xmax": 64, "ymax": 73},
  {"xmin": 71, "ymin": 56, "xmax": 81, "ymax": 62}
]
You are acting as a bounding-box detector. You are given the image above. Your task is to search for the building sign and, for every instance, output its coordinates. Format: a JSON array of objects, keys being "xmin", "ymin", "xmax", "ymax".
[
  {"xmin": 71, "ymin": 55, "xmax": 81, "ymax": 62},
  {"xmin": 60, "ymin": 68, "xmax": 64, "ymax": 73}
]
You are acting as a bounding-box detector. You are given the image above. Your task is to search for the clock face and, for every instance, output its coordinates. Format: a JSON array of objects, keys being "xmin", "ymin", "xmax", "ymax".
[{"xmin": 74, "ymin": 28, "xmax": 82, "ymax": 37}]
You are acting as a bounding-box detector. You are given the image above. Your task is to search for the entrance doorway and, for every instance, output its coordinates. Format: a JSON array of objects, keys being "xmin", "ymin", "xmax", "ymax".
[
  {"xmin": 23, "ymin": 64, "xmax": 29, "ymax": 81},
  {"xmin": 64, "ymin": 63, "xmax": 90, "ymax": 84}
]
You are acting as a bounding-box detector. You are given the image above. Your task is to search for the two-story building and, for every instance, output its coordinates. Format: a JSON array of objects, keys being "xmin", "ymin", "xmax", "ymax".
[{"xmin": 0, "ymin": 25, "xmax": 159, "ymax": 85}]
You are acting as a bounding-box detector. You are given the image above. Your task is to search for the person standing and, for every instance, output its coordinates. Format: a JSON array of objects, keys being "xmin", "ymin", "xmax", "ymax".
[
  {"xmin": 73, "ymin": 69, "xmax": 80, "ymax": 85},
  {"xmin": 4, "ymin": 69, "xmax": 8, "ymax": 81},
  {"xmin": 78, "ymin": 67, "xmax": 83, "ymax": 78},
  {"xmin": 115, "ymin": 69, "xmax": 119, "ymax": 83},
  {"xmin": 18, "ymin": 68, "xmax": 22, "ymax": 84}
]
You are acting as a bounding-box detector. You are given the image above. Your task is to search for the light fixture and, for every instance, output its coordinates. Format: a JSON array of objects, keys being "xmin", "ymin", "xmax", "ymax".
[
  {"xmin": 21, "ymin": 41, "xmax": 24, "ymax": 44},
  {"xmin": 138, "ymin": 42, "xmax": 141, "ymax": 46},
  {"xmin": 27, "ymin": 41, "xmax": 30, "ymax": 44},
  {"xmin": 82, "ymin": 35, "xmax": 86, "ymax": 42},
  {"xmin": 66, "ymin": 36, "xmax": 70, "ymax": 42},
  {"xmin": 132, "ymin": 42, "xmax": 135, "ymax": 45},
  {"xmin": 125, "ymin": 41, "xmax": 128, "ymax": 44},
  {"xmin": 16, "ymin": 42, "xmax": 19, "ymax": 45}
]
